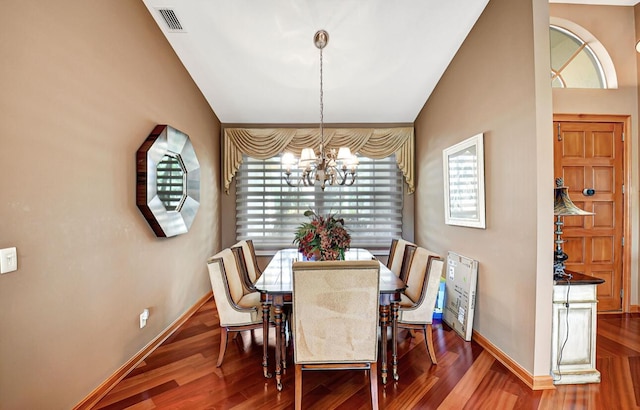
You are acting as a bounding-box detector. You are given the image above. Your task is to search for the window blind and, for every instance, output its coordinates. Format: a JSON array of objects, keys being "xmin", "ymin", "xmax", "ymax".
[{"xmin": 236, "ymin": 155, "xmax": 403, "ymax": 251}]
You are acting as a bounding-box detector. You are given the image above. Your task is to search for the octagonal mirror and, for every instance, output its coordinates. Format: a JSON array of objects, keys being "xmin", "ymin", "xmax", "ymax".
[{"xmin": 136, "ymin": 125, "xmax": 200, "ymax": 237}]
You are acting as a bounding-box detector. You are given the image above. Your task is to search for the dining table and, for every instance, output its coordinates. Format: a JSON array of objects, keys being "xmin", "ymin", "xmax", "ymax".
[{"xmin": 253, "ymin": 248, "xmax": 406, "ymax": 390}]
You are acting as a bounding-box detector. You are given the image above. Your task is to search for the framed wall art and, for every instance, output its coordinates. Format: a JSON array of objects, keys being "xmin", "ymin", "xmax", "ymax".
[{"xmin": 443, "ymin": 133, "xmax": 486, "ymax": 229}]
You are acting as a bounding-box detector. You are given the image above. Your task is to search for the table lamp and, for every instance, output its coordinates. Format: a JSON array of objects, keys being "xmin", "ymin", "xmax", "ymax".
[{"xmin": 554, "ymin": 178, "xmax": 594, "ymax": 279}]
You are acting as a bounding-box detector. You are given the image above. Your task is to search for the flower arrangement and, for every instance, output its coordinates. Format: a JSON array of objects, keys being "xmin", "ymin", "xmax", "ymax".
[{"xmin": 293, "ymin": 210, "xmax": 351, "ymax": 261}]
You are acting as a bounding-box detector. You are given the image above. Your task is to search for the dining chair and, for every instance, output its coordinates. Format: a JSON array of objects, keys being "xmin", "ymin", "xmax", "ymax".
[
  {"xmin": 232, "ymin": 242, "xmax": 291, "ymax": 365},
  {"xmin": 206, "ymin": 248, "xmax": 267, "ymax": 367},
  {"xmin": 292, "ymin": 260, "xmax": 380, "ymax": 410},
  {"xmin": 387, "ymin": 238, "xmax": 417, "ymax": 281},
  {"xmin": 231, "ymin": 239, "xmax": 262, "ymax": 293},
  {"xmin": 397, "ymin": 247, "xmax": 444, "ymax": 364}
]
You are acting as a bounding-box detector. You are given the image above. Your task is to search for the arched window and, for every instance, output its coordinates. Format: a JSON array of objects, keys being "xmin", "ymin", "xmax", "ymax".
[
  {"xmin": 549, "ymin": 18, "xmax": 617, "ymax": 89},
  {"xmin": 550, "ymin": 25, "xmax": 606, "ymax": 88}
]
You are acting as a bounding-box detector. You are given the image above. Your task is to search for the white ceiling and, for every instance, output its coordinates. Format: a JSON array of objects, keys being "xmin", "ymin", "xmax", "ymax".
[{"xmin": 141, "ymin": 1, "xmax": 637, "ymax": 125}]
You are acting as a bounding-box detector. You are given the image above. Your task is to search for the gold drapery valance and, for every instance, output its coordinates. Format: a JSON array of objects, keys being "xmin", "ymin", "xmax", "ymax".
[{"xmin": 223, "ymin": 127, "xmax": 415, "ymax": 194}]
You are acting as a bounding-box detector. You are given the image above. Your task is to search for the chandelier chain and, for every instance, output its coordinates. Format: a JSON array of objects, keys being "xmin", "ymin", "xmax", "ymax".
[{"xmin": 319, "ymin": 44, "xmax": 324, "ymax": 153}]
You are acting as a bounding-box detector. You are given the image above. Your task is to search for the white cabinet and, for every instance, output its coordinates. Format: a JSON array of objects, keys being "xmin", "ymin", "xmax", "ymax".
[{"xmin": 551, "ymin": 272, "xmax": 603, "ymax": 385}]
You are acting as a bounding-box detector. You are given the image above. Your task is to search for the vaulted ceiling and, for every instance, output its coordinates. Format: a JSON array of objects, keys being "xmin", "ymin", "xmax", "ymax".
[{"xmin": 141, "ymin": 0, "xmax": 637, "ymax": 124}]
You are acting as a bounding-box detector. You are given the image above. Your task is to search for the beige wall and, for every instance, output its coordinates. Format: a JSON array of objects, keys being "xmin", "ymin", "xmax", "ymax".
[
  {"xmin": 0, "ymin": 1, "xmax": 220, "ymax": 408},
  {"xmin": 550, "ymin": 3, "xmax": 640, "ymax": 307},
  {"xmin": 414, "ymin": 0, "xmax": 553, "ymax": 377},
  {"xmin": 637, "ymin": 3, "xmax": 640, "ymax": 309}
]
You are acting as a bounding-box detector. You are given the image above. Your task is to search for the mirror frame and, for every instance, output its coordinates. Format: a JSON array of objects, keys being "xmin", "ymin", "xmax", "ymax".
[{"xmin": 136, "ymin": 125, "xmax": 200, "ymax": 237}]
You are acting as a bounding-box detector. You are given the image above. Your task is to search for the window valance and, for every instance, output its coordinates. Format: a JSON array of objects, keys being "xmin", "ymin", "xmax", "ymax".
[{"xmin": 223, "ymin": 127, "xmax": 415, "ymax": 194}]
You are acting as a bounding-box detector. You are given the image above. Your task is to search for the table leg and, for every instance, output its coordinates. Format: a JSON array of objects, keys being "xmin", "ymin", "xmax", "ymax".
[
  {"xmin": 261, "ymin": 301, "xmax": 272, "ymax": 378},
  {"xmin": 379, "ymin": 304, "xmax": 389, "ymax": 385},
  {"xmin": 274, "ymin": 302, "xmax": 284, "ymax": 391},
  {"xmin": 281, "ymin": 314, "xmax": 287, "ymax": 369},
  {"xmin": 391, "ymin": 300, "xmax": 399, "ymax": 381}
]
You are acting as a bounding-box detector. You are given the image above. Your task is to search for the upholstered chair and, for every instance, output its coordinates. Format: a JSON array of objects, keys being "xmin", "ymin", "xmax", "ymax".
[
  {"xmin": 231, "ymin": 239, "xmax": 263, "ymax": 293},
  {"xmin": 292, "ymin": 260, "xmax": 381, "ymax": 410},
  {"xmin": 206, "ymin": 248, "xmax": 265, "ymax": 367},
  {"xmin": 387, "ymin": 238, "xmax": 417, "ymax": 281},
  {"xmin": 397, "ymin": 247, "xmax": 444, "ymax": 364}
]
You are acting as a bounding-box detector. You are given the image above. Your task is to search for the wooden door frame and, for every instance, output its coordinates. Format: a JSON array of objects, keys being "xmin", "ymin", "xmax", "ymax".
[{"xmin": 554, "ymin": 114, "xmax": 631, "ymax": 312}]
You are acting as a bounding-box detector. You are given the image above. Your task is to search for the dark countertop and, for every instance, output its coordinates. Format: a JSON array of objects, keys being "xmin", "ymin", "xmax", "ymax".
[{"xmin": 554, "ymin": 270, "xmax": 605, "ymax": 285}]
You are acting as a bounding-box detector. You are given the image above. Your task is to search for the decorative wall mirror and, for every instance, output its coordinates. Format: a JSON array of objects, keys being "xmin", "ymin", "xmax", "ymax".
[{"xmin": 136, "ymin": 125, "xmax": 200, "ymax": 237}]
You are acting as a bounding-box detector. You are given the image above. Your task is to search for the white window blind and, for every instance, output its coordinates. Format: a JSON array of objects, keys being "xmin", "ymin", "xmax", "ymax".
[{"xmin": 236, "ymin": 154, "xmax": 403, "ymax": 251}]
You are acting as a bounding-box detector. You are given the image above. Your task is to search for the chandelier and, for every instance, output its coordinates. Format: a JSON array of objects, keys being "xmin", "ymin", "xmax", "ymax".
[{"xmin": 282, "ymin": 30, "xmax": 359, "ymax": 191}]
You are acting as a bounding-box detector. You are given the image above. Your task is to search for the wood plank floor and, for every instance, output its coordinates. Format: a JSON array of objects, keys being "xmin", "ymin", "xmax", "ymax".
[{"xmin": 93, "ymin": 299, "xmax": 640, "ymax": 409}]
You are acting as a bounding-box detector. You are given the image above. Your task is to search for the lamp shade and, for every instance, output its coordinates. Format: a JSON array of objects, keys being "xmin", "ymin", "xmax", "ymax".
[
  {"xmin": 282, "ymin": 152, "xmax": 296, "ymax": 166},
  {"xmin": 345, "ymin": 154, "xmax": 359, "ymax": 171},
  {"xmin": 299, "ymin": 148, "xmax": 317, "ymax": 166},
  {"xmin": 554, "ymin": 184, "xmax": 594, "ymax": 216},
  {"xmin": 336, "ymin": 147, "xmax": 353, "ymax": 161}
]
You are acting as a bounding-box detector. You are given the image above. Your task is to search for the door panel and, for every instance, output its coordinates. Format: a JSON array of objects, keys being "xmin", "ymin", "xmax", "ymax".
[{"xmin": 554, "ymin": 121, "xmax": 623, "ymax": 311}]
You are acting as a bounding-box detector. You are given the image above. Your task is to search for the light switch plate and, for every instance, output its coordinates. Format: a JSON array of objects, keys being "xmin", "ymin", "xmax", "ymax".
[{"xmin": 0, "ymin": 247, "xmax": 17, "ymax": 274}]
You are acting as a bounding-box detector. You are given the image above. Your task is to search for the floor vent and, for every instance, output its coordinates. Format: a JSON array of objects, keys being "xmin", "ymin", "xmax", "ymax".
[{"xmin": 158, "ymin": 8, "xmax": 185, "ymax": 32}]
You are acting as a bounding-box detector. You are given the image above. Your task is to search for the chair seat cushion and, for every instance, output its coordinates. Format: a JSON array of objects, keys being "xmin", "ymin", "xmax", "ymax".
[
  {"xmin": 399, "ymin": 293, "xmax": 417, "ymax": 308},
  {"xmin": 236, "ymin": 292, "xmax": 262, "ymax": 322},
  {"xmin": 237, "ymin": 291, "xmax": 286, "ymax": 324},
  {"xmin": 237, "ymin": 291, "xmax": 260, "ymax": 309}
]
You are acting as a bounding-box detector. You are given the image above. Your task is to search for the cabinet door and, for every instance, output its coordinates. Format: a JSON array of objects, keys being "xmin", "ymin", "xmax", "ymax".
[{"xmin": 551, "ymin": 292, "xmax": 600, "ymax": 384}]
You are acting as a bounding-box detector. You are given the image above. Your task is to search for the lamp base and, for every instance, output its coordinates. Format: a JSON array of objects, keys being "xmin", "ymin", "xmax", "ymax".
[{"xmin": 553, "ymin": 262, "xmax": 573, "ymax": 280}]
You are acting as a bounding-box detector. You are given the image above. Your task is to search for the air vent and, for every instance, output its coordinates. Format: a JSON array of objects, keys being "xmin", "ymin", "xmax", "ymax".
[{"xmin": 158, "ymin": 8, "xmax": 185, "ymax": 32}]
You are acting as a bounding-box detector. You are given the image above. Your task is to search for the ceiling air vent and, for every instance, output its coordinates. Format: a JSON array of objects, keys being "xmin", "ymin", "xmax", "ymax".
[{"xmin": 157, "ymin": 8, "xmax": 185, "ymax": 32}]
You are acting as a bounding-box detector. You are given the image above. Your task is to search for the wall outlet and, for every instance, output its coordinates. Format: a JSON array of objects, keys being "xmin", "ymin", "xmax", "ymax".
[
  {"xmin": 0, "ymin": 247, "xmax": 17, "ymax": 274},
  {"xmin": 139, "ymin": 308, "xmax": 150, "ymax": 328}
]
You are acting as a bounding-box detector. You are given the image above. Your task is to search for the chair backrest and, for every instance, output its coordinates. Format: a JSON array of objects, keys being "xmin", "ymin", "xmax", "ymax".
[
  {"xmin": 387, "ymin": 238, "xmax": 417, "ymax": 278},
  {"xmin": 231, "ymin": 240, "xmax": 261, "ymax": 283},
  {"xmin": 230, "ymin": 246, "xmax": 255, "ymax": 295},
  {"xmin": 399, "ymin": 244, "xmax": 417, "ymax": 282},
  {"xmin": 292, "ymin": 260, "xmax": 380, "ymax": 364},
  {"xmin": 206, "ymin": 248, "xmax": 256, "ymax": 326},
  {"xmin": 401, "ymin": 248, "xmax": 445, "ymax": 324}
]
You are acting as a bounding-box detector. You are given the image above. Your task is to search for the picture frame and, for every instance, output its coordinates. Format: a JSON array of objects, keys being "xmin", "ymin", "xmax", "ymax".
[{"xmin": 443, "ymin": 133, "xmax": 486, "ymax": 229}]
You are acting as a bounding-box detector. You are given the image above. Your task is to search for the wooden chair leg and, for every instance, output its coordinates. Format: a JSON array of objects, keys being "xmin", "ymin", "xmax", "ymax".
[
  {"xmin": 370, "ymin": 361, "xmax": 379, "ymax": 409},
  {"xmin": 425, "ymin": 323, "xmax": 437, "ymax": 364},
  {"xmin": 281, "ymin": 321, "xmax": 287, "ymax": 369},
  {"xmin": 217, "ymin": 327, "xmax": 229, "ymax": 367},
  {"xmin": 295, "ymin": 364, "xmax": 303, "ymax": 410}
]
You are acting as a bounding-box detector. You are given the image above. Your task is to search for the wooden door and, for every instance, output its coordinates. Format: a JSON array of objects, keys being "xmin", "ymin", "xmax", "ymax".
[{"xmin": 553, "ymin": 120, "xmax": 624, "ymax": 312}]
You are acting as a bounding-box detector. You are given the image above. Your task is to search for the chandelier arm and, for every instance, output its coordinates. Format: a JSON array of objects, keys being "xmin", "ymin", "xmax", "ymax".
[
  {"xmin": 284, "ymin": 172, "xmax": 304, "ymax": 187},
  {"xmin": 332, "ymin": 167, "xmax": 348, "ymax": 185}
]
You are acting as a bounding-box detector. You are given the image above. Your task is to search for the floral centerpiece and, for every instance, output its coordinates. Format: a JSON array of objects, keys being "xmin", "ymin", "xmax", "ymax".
[{"xmin": 293, "ymin": 210, "xmax": 351, "ymax": 261}]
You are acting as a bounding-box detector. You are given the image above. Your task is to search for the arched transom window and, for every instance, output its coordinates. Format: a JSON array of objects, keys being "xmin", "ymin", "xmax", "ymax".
[{"xmin": 550, "ymin": 25, "xmax": 607, "ymax": 89}]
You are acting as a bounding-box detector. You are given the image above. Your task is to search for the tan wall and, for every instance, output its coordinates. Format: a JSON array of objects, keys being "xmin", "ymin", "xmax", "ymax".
[
  {"xmin": 0, "ymin": 1, "xmax": 221, "ymax": 408},
  {"xmin": 550, "ymin": 3, "xmax": 640, "ymax": 308},
  {"xmin": 637, "ymin": 3, "xmax": 640, "ymax": 309},
  {"xmin": 414, "ymin": 0, "xmax": 553, "ymax": 376}
]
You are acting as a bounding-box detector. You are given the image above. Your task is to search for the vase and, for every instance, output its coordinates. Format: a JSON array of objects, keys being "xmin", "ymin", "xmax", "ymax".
[{"xmin": 303, "ymin": 250, "xmax": 321, "ymax": 261}]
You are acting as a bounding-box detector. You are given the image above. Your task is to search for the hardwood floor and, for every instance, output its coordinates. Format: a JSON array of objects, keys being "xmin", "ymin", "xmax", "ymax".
[{"xmin": 93, "ymin": 299, "xmax": 640, "ymax": 409}]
